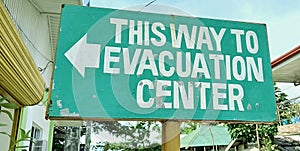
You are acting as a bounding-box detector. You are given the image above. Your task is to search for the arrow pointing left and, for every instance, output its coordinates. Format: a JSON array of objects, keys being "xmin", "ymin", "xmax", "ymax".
[{"xmin": 64, "ymin": 34, "xmax": 101, "ymax": 77}]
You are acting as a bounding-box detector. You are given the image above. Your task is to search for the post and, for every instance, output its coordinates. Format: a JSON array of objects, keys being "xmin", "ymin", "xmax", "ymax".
[
  {"xmin": 208, "ymin": 126, "xmax": 215, "ymax": 151},
  {"xmin": 161, "ymin": 120, "xmax": 181, "ymax": 151},
  {"xmin": 256, "ymin": 124, "xmax": 260, "ymax": 150},
  {"xmin": 276, "ymin": 106, "xmax": 282, "ymax": 126},
  {"xmin": 85, "ymin": 121, "xmax": 92, "ymax": 151}
]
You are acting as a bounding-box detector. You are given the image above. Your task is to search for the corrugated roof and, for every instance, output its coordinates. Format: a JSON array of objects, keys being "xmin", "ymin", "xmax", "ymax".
[
  {"xmin": 180, "ymin": 125, "xmax": 232, "ymax": 148},
  {"xmin": 29, "ymin": 0, "xmax": 81, "ymax": 14},
  {"xmin": 48, "ymin": 15, "xmax": 61, "ymax": 59}
]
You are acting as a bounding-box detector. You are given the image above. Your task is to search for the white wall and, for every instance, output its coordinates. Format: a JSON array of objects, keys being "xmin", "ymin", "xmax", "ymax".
[
  {"xmin": 20, "ymin": 105, "xmax": 51, "ymax": 149},
  {"xmin": 1, "ymin": 0, "xmax": 53, "ymax": 150}
]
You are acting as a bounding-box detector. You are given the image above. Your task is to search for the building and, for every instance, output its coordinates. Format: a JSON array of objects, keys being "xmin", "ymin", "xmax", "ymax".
[
  {"xmin": 272, "ymin": 45, "xmax": 300, "ymax": 150},
  {"xmin": 0, "ymin": 0, "xmax": 82, "ymax": 150}
]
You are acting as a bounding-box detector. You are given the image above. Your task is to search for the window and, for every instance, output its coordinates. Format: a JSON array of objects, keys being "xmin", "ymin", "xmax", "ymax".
[{"xmin": 29, "ymin": 123, "xmax": 42, "ymax": 151}]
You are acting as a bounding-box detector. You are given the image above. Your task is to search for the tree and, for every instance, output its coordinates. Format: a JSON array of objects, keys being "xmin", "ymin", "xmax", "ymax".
[
  {"xmin": 180, "ymin": 122, "xmax": 198, "ymax": 134},
  {"xmin": 275, "ymin": 86, "xmax": 297, "ymax": 123},
  {"xmin": 84, "ymin": 121, "xmax": 160, "ymax": 150},
  {"xmin": 226, "ymin": 123, "xmax": 277, "ymax": 149},
  {"xmin": 226, "ymin": 85, "xmax": 289, "ymax": 150}
]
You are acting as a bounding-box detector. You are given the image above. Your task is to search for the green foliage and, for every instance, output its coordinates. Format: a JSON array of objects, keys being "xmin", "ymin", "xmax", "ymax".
[
  {"xmin": 9, "ymin": 129, "xmax": 33, "ymax": 151},
  {"xmin": 226, "ymin": 85, "xmax": 289, "ymax": 150},
  {"xmin": 0, "ymin": 97, "xmax": 18, "ymax": 127},
  {"xmin": 275, "ymin": 86, "xmax": 297, "ymax": 121},
  {"xmin": 0, "ymin": 97, "xmax": 18, "ymax": 121},
  {"xmin": 260, "ymin": 137, "xmax": 278, "ymax": 151},
  {"xmin": 226, "ymin": 123, "xmax": 278, "ymax": 149},
  {"xmin": 88, "ymin": 121, "xmax": 160, "ymax": 150},
  {"xmin": 0, "ymin": 124, "xmax": 8, "ymax": 127},
  {"xmin": 181, "ymin": 122, "xmax": 198, "ymax": 134},
  {"xmin": 226, "ymin": 124, "xmax": 257, "ymax": 143},
  {"xmin": 292, "ymin": 103, "xmax": 300, "ymax": 117},
  {"xmin": 0, "ymin": 97, "xmax": 34, "ymax": 150}
]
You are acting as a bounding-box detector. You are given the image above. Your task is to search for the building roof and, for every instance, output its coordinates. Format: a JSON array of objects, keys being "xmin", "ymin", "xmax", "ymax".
[
  {"xmin": 28, "ymin": 0, "xmax": 82, "ymax": 59},
  {"xmin": 278, "ymin": 123, "xmax": 300, "ymax": 136},
  {"xmin": 180, "ymin": 125, "xmax": 232, "ymax": 148},
  {"xmin": 271, "ymin": 45, "xmax": 300, "ymax": 83}
]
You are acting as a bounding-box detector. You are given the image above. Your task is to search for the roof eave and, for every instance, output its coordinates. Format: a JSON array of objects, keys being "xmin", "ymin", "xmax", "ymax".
[{"xmin": 272, "ymin": 45, "xmax": 300, "ymax": 68}]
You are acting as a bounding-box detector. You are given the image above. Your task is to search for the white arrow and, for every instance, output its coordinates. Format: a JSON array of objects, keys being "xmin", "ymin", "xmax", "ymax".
[{"xmin": 64, "ymin": 34, "xmax": 101, "ymax": 77}]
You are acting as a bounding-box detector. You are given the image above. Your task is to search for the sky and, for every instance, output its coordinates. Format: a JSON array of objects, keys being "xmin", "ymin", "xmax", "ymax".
[
  {"xmin": 90, "ymin": 0, "xmax": 300, "ymax": 60},
  {"xmin": 88, "ymin": 0, "xmax": 300, "ymax": 98}
]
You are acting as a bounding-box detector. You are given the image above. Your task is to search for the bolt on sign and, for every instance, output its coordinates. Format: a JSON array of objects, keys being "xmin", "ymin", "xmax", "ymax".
[{"xmin": 48, "ymin": 5, "xmax": 277, "ymax": 122}]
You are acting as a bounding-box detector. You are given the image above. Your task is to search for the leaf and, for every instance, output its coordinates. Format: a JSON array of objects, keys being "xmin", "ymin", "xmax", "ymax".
[
  {"xmin": 15, "ymin": 145, "xmax": 29, "ymax": 148},
  {"xmin": 0, "ymin": 131, "xmax": 12, "ymax": 137},
  {"xmin": 0, "ymin": 123, "xmax": 8, "ymax": 127},
  {"xmin": 0, "ymin": 103, "xmax": 18, "ymax": 109},
  {"xmin": 0, "ymin": 97, "xmax": 5, "ymax": 102},
  {"xmin": 25, "ymin": 130, "xmax": 31, "ymax": 138},
  {"xmin": 20, "ymin": 129, "xmax": 26, "ymax": 139},
  {"xmin": 15, "ymin": 138, "xmax": 31, "ymax": 144},
  {"xmin": 0, "ymin": 109, "xmax": 13, "ymax": 120}
]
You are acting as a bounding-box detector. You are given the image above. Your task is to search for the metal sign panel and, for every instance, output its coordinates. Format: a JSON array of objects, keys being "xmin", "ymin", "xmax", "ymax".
[{"xmin": 49, "ymin": 5, "xmax": 277, "ymax": 122}]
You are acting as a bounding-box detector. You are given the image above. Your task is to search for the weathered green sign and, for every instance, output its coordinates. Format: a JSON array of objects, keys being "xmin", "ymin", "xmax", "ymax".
[{"xmin": 49, "ymin": 5, "xmax": 277, "ymax": 122}]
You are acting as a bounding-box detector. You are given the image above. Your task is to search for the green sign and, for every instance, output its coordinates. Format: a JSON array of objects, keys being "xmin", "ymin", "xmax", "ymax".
[{"xmin": 49, "ymin": 5, "xmax": 277, "ymax": 122}]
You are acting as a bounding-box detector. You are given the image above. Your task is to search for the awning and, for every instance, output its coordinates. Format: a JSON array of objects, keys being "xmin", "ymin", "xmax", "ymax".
[
  {"xmin": 0, "ymin": 1, "xmax": 45, "ymax": 106},
  {"xmin": 272, "ymin": 45, "xmax": 300, "ymax": 84}
]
